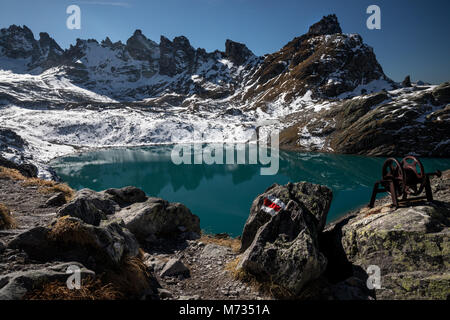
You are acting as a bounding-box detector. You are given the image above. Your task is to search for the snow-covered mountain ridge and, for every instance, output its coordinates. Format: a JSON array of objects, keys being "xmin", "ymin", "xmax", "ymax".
[
  {"xmin": 0, "ymin": 14, "xmax": 393, "ymax": 106},
  {"xmin": 0, "ymin": 15, "xmax": 449, "ymax": 178}
]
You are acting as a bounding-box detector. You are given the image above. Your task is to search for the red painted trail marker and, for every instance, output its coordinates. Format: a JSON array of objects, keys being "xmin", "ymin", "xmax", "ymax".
[{"xmin": 262, "ymin": 195, "xmax": 286, "ymax": 216}]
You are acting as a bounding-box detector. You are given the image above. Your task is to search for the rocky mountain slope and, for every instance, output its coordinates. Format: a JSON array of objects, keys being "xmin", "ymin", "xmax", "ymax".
[
  {"xmin": 280, "ymin": 82, "xmax": 450, "ymax": 156},
  {"xmin": 0, "ymin": 14, "xmax": 448, "ymax": 178}
]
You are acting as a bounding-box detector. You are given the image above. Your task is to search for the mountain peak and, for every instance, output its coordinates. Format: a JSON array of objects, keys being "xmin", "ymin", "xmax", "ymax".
[
  {"xmin": 126, "ymin": 30, "xmax": 158, "ymax": 60},
  {"xmin": 0, "ymin": 24, "xmax": 35, "ymax": 45},
  {"xmin": 160, "ymin": 35, "xmax": 172, "ymax": 46},
  {"xmin": 133, "ymin": 29, "xmax": 143, "ymax": 36},
  {"xmin": 102, "ymin": 36, "xmax": 113, "ymax": 46},
  {"xmin": 0, "ymin": 24, "xmax": 38, "ymax": 60},
  {"xmin": 225, "ymin": 39, "xmax": 254, "ymax": 65},
  {"xmin": 2, "ymin": 24, "xmax": 34, "ymax": 36},
  {"xmin": 38, "ymin": 32, "xmax": 62, "ymax": 51},
  {"xmin": 38, "ymin": 32, "xmax": 51, "ymax": 41},
  {"xmin": 173, "ymin": 36, "xmax": 191, "ymax": 48},
  {"xmin": 0, "ymin": 18, "xmax": 393, "ymax": 103},
  {"xmin": 307, "ymin": 14, "xmax": 342, "ymax": 36}
]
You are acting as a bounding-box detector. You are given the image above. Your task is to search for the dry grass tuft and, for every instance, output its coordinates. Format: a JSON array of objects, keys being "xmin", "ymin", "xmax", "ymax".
[
  {"xmin": 0, "ymin": 167, "xmax": 26, "ymax": 181},
  {"xmin": 200, "ymin": 234, "xmax": 241, "ymax": 253},
  {"xmin": 225, "ymin": 257, "xmax": 244, "ymax": 278},
  {"xmin": 26, "ymin": 257, "xmax": 152, "ymax": 300},
  {"xmin": 104, "ymin": 255, "xmax": 152, "ymax": 298},
  {"xmin": 0, "ymin": 203, "xmax": 17, "ymax": 230},
  {"xmin": 22, "ymin": 178, "xmax": 75, "ymax": 202},
  {"xmin": 0, "ymin": 166, "xmax": 75, "ymax": 201},
  {"xmin": 225, "ymin": 257, "xmax": 263, "ymax": 288},
  {"xmin": 25, "ymin": 277, "xmax": 122, "ymax": 300},
  {"xmin": 225, "ymin": 257, "xmax": 293, "ymax": 299},
  {"xmin": 47, "ymin": 217, "xmax": 97, "ymax": 247}
]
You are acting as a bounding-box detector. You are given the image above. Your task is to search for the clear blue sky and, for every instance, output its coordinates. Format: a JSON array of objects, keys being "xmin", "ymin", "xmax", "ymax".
[{"xmin": 1, "ymin": 0, "xmax": 449, "ymax": 83}]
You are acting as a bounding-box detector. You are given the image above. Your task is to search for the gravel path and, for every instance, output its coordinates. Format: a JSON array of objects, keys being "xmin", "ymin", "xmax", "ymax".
[
  {"xmin": 0, "ymin": 177, "xmax": 58, "ymax": 244},
  {"xmin": 145, "ymin": 239, "xmax": 269, "ymax": 300}
]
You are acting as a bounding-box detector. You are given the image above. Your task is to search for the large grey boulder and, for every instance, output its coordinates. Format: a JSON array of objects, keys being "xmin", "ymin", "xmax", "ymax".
[
  {"xmin": 45, "ymin": 192, "xmax": 66, "ymax": 207},
  {"xmin": 240, "ymin": 182, "xmax": 332, "ymax": 252},
  {"xmin": 322, "ymin": 171, "xmax": 450, "ymax": 300},
  {"xmin": 57, "ymin": 186, "xmax": 150, "ymax": 225},
  {"xmin": 102, "ymin": 186, "xmax": 147, "ymax": 206},
  {"xmin": 57, "ymin": 189, "xmax": 119, "ymax": 226},
  {"xmin": 8, "ymin": 217, "xmax": 140, "ymax": 271},
  {"xmin": 114, "ymin": 197, "xmax": 200, "ymax": 242},
  {"xmin": 238, "ymin": 200, "xmax": 328, "ymax": 295},
  {"xmin": 0, "ymin": 262, "xmax": 95, "ymax": 300},
  {"xmin": 324, "ymin": 204, "xmax": 450, "ymax": 300}
]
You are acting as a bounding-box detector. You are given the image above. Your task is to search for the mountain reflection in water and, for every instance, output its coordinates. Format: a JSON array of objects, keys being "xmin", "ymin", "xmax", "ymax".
[{"xmin": 51, "ymin": 145, "xmax": 450, "ymax": 236}]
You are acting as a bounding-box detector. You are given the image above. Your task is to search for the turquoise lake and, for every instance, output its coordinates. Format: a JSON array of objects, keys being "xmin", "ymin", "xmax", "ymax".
[{"xmin": 50, "ymin": 146, "xmax": 450, "ymax": 236}]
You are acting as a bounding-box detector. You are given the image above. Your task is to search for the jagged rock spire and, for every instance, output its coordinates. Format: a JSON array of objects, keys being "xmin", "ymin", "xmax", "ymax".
[
  {"xmin": 225, "ymin": 39, "xmax": 254, "ymax": 65},
  {"xmin": 126, "ymin": 29, "xmax": 158, "ymax": 61},
  {"xmin": 307, "ymin": 14, "xmax": 342, "ymax": 36}
]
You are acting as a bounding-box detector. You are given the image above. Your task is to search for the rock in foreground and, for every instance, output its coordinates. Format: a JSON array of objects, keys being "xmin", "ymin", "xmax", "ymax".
[
  {"xmin": 240, "ymin": 182, "xmax": 332, "ymax": 252},
  {"xmin": 238, "ymin": 182, "xmax": 332, "ymax": 295},
  {"xmin": 8, "ymin": 217, "xmax": 140, "ymax": 271},
  {"xmin": 56, "ymin": 186, "xmax": 200, "ymax": 244},
  {"xmin": 0, "ymin": 262, "xmax": 94, "ymax": 300},
  {"xmin": 160, "ymin": 258, "xmax": 190, "ymax": 278},
  {"xmin": 322, "ymin": 170, "xmax": 450, "ymax": 300},
  {"xmin": 57, "ymin": 188, "xmax": 119, "ymax": 226},
  {"xmin": 114, "ymin": 197, "xmax": 201, "ymax": 242}
]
